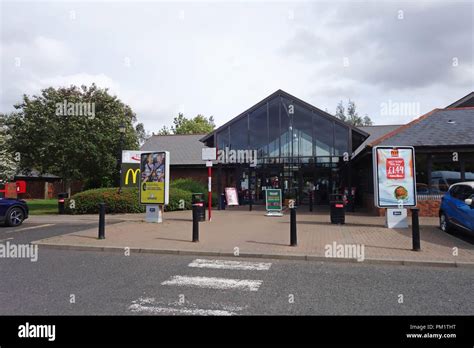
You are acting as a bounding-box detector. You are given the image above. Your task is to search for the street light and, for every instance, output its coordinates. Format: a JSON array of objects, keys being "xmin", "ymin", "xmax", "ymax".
[{"xmin": 118, "ymin": 122, "xmax": 126, "ymax": 193}]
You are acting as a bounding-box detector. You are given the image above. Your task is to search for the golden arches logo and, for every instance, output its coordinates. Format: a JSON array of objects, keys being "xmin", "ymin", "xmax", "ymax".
[{"xmin": 125, "ymin": 168, "xmax": 140, "ymax": 185}]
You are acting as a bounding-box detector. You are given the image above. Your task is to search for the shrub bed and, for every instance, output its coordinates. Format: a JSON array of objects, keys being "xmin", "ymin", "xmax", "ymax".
[
  {"xmin": 64, "ymin": 179, "xmax": 217, "ymax": 214},
  {"xmin": 65, "ymin": 187, "xmax": 144, "ymax": 214}
]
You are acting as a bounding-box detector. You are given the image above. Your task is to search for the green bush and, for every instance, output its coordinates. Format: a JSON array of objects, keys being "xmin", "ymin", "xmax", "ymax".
[
  {"xmin": 170, "ymin": 178, "xmax": 206, "ymax": 194},
  {"xmin": 64, "ymin": 184, "xmax": 216, "ymax": 214},
  {"xmin": 65, "ymin": 187, "xmax": 145, "ymax": 214},
  {"xmin": 165, "ymin": 187, "xmax": 192, "ymax": 212},
  {"xmin": 171, "ymin": 178, "xmax": 218, "ymax": 206}
]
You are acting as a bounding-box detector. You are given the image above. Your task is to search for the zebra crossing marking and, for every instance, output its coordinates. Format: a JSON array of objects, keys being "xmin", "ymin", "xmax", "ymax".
[
  {"xmin": 188, "ymin": 258, "xmax": 272, "ymax": 271},
  {"xmin": 128, "ymin": 297, "xmax": 242, "ymax": 316},
  {"xmin": 162, "ymin": 275, "xmax": 263, "ymax": 291}
]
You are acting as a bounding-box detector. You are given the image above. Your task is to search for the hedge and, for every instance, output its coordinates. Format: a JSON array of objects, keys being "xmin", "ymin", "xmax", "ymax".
[
  {"xmin": 170, "ymin": 178, "xmax": 206, "ymax": 193},
  {"xmin": 65, "ymin": 187, "xmax": 145, "ymax": 214},
  {"xmin": 64, "ymin": 180, "xmax": 217, "ymax": 214},
  {"xmin": 171, "ymin": 178, "xmax": 218, "ymax": 206}
]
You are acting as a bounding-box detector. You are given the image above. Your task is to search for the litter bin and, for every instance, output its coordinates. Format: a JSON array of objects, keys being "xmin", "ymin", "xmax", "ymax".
[
  {"xmin": 192, "ymin": 193, "xmax": 206, "ymax": 222},
  {"xmin": 58, "ymin": 192, "xmax": 69, "ymax": 214},
  {"xmin": 330, "ymin": 194, "xmax": 345, "ymax": 224}
]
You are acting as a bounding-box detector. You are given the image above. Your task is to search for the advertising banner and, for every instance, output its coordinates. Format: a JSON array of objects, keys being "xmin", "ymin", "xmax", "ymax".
[
  {"xmin": 139, "ymin": 152, "xmax": 170, "ymax": 205},
  {"xmin": 373, "ymin": 146, "xmax": 416, "ymax": 208},
  {"xmin": 225, "ymin": 187, "xmax": 239, "ymax": 206},
  {"xmin": 265, "ymin": 189, "xmax": 282, "ymax": 212}
]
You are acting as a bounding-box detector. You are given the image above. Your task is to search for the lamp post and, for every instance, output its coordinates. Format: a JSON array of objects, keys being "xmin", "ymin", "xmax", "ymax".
[{"xmin": 118, "ymin": 122, "xmax": 126, "ymax": 193}]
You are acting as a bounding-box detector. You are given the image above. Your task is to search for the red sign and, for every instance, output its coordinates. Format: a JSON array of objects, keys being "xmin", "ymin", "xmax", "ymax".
[
  {"xmin": 16, "ymin": 181, "xmax": 27, "ymax": 194},
  {"xmin": 386, "ymin": 158, "xmax": 405, "ymax": 179}
]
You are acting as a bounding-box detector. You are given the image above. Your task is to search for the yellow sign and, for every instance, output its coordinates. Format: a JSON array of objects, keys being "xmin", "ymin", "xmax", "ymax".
[
  {"xmin": 125, "ymin": 168, "xmax": 140, "ymax": 185},
  {"xmin": 140, "ymin": 182, "xmax": 165, "ymax": 204}
]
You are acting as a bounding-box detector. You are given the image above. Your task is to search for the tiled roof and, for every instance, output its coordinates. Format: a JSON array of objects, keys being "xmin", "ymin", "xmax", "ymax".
[
  {"xmin": 372, "ymin": 107, "xmax": 474, "ymax": 147},
  {"xmin": 354, "ymin": 125, "xmax": 402, "ymax": 156},
  {"xmin": 446, "ymin": 91, "xmax": 474, "ymax": 108},
  {"xmin": 140, "ymin": 134, "xmax": 207, "ymax": 165}
]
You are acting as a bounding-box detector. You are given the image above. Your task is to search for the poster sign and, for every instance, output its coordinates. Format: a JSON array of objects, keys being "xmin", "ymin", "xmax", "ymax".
[
  {"xmin": 265, "ymin": 189, "xmax": 282, "ymax": 212},
  {"xmin": 202, "ymin": 147, "xmax": 217, "ymax": 161},
  {"xmin": 225, "ymin": 187, "xmax": 239, "ymax": 206},
  {"xmin": 373, "ymin": 146, "xmax": 416, "ymax": 208},
  {"xmin": 139, "ymin": 151, "xmax": 170, "ymax": 205}
]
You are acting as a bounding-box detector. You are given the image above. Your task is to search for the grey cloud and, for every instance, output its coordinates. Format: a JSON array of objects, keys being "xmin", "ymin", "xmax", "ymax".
[{"xmin": 282, "ymin": 2, "xmax": 473, "ymax": 91}]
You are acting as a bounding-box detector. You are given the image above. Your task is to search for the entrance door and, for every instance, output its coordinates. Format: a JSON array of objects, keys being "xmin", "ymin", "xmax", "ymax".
[
  {"xmin": 314, "ymin": 167, "xmax": 331, "ymax": 205},
  {"xmin": 298, "ymin": 170, "xmax": 315, "ymax": 205},
  {"xmin": 256, "ymin": 166, "xmax": 281, "ymax": 204}
]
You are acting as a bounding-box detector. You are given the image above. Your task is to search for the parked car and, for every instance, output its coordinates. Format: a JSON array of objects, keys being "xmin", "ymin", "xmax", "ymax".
[
  {"xmin": 439, "ymin": 182, "xmax": 474, "ymax": 233},
  {"xmin": 0, "ymin": 198, "xmax": 29, "ymax": 227}
]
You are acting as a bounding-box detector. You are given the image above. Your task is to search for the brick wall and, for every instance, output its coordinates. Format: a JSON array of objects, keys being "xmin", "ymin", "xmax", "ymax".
[
  {"xmin": 415, "ymin": 199, "xmax": 441, "ymax": 217},
  {"xmin": 16, "ymin": 180, "xmax": 83, "ymax": 199},
  {"xmin": 362, "ymin": 192, "xmax": 441, "ymax": 217}
]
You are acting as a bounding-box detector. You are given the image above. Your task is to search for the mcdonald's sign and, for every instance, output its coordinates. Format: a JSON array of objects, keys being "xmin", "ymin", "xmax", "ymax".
[{"xmin": 121, "ymin": 163, "xmax": 141, "ymax": 187}]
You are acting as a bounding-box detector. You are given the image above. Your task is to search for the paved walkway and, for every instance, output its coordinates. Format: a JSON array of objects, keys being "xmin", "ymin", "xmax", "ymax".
[{"xmin": 33, "ymin": 208, "xmax": 474, "ymax": 267}]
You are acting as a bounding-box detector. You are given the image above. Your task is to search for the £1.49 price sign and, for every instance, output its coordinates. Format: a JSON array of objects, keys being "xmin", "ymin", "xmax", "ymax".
[{"xmin": 386, "ymin": 157, "xmax": 405, "ymax": 179}]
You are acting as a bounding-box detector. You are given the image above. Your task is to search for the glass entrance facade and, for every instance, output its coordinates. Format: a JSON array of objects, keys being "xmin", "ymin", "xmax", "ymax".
[{"xmin": 201, "ymin": 90, "xmax": 368, "ymax": 205}]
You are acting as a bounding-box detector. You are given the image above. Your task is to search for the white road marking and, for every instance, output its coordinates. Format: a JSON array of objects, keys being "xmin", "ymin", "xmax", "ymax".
[
  {"xmin": 188, "ymin": 258, "xmax": 272, "ymax": 271},
  {"xmin": 5, "ymin": 224, "xmax": 55, "ymax": 233},
  {"xmin": 162, "ymin": 275, "xmax": 263, "ymax": 291},
  {"xmin": 129, "ymin": 303, "xmax": 237, "ymax": 316},
  {"xmin": 0, "ymin": 237, "xmax": 14, "ymax": 242},
  {"xmin": 128, "ymin": 297, "xmax": 241, "ymax": 316}
]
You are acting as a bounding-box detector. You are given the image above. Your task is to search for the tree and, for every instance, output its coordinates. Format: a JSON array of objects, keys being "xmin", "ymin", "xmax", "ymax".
[
  {"xmin": 158, "ymin": 113, "xmax": 215, "ymax": 135},
  {"xmin": 335, "ymin": 100, "xmax": 373, "ymax": 126},
  {"xmin": 335, "ymin": 101, "xmax": 346, "ymax": 123},
  {"xmin": 0, "ymin": 113, "xmax": 17, "ymax": 182},
  {"xmin": 362, "ymin": 115, "xmax": 373, "ymax": 126},
  {"xmin": 5, "ymin": 84, "xmax": 141, "ymax": 190},
  {"xmin": 135, "ymin": 122, "xmax": 150, "ymax": 146},
  {"xmin": 157, "ymin": 125, "xmax": 171, "ymax": 135}
]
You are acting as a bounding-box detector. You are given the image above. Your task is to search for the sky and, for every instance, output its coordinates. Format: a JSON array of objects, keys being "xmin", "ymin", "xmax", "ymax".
[{"xmin": 1, "ymin": 0, "xmax": 473, "ymax": 134}]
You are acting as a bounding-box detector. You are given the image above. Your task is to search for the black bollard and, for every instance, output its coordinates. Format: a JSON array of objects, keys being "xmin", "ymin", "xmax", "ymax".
[
  {"xmin": 412, "ymin": 208, "xmax": 420, "ymax": 251},
  {"xmin": 98, "ymin": 203, "xmax": 105, "ymax": 239},
  {"xmin": 309, "ymin": 192, "xmax": 313, "ymax": 212},
  {"xmin": 249, "ymin": 191, "xmax": 253, "ymax": 211},
  {"xmin": 192, "ymin": 204, "xmax": 199, "ymax": 242},
  {"xmin": 290, "ymin": 206, "xmax": 297, "ymax": 246}
]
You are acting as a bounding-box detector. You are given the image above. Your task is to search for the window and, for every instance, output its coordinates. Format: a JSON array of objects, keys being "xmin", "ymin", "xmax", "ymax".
[
  {"xmin": 415, "ymin": 153, "xmax": 429, "ymax": 194},
  {"xmin": 229, "ymin": 115, "xmax": 248, "ymax": 150},
  {"xmin": 334, "ymin": 123, "xmax": 349, "ymax": 156},
  {"xmin": 280, "ymin": 98, "xmax": 292, "ymax": 157},
  {"xmin": 249, "ymin": 104, "xmax": 268, "ymax": 158},
  {"xmin": 314, "ymin": 113, "xmax": 334, "ymax": 156},
  {"xmin": 268, "ymin": 98, "xmax": 280, "ymax": 158},
  {"xmin": 293, "ymin": 103, "xmax": 313, "ymax": 157},
  {"xmin": 216, "ymin": 128, "xmax": 229, "ymax": 150},
  {"xmin": 430, "ymin": 153, "xmax": 461, "ymax": 193},
  {"xmin": 463, "ymin": 153, "xmax": 474, "ymax": 181},
  {"xmin": 451, "ymin": 185, "xmax": 473, "ymax": 200}
]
